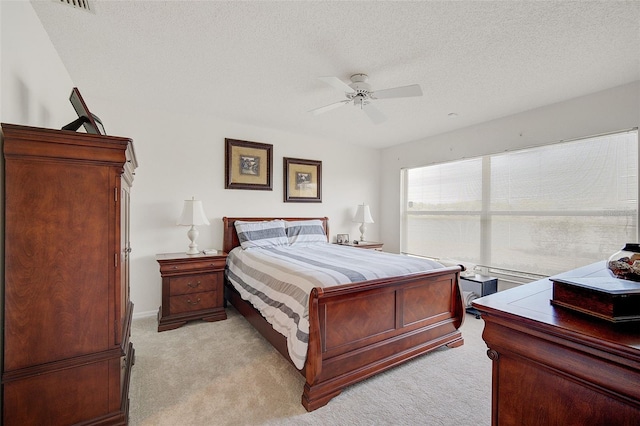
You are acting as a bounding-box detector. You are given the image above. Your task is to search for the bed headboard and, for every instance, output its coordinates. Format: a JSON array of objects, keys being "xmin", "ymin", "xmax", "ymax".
[{"xmin": 222, "ymin": 217, "xmax": 330, "ymax": 253}]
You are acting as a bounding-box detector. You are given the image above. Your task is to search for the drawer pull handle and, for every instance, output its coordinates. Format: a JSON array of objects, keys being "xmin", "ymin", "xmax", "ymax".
[
  {"xmin": 187, "ymin": 281, "xmax": 201, "ymax": 289},
  {"xmin": 171, "ymin": 266, "xmax": 178, "ymax": 270},
  {"xmin": 187, "ymin": 297, "xmax": 201, "ymax": 305}
]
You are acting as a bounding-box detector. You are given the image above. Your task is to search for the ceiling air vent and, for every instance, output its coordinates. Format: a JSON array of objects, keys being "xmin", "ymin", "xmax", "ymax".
[{"xmin": 52, "ymin": 0, "xmax": 94, "ymax": 13}]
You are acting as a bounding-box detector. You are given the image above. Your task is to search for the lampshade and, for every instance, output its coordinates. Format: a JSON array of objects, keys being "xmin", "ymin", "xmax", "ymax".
[
  {"xmin": 177, "ymin": 197, "xmax": 209, "ymax": 255},
  {"xmin": 352, "ymin": 204, "xmax": 374, "ymax": 224},
  {"xmin": 177, "ymin": 197, "xmax": 210, "ymax": 226}
]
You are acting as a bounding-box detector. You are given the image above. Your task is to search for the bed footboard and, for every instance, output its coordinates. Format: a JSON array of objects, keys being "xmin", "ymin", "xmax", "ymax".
[{"xmin": 302, "ymin": 265, "xmax": 465, "ymax": 411}]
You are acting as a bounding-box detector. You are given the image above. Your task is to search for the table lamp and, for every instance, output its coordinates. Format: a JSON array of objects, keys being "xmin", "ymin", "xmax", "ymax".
[
  {"xmin": 177, "ymin": 197, "xmax": 210, "ymax": 254},
  {"xmin": 353, "ymin": 203, "xmax": 374, "ymax": 241}
]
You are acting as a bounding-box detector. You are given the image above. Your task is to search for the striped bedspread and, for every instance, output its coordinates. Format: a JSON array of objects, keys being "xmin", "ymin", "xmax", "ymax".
[{"xmin": 225, "ymin": 243, "xmax": 444, "ymax": 369}]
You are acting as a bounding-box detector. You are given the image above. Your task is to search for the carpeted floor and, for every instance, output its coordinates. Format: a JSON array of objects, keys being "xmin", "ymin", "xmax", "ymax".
[{"xmin": 128, "ymin": 308, "xmax": 491, "ymax": 425}]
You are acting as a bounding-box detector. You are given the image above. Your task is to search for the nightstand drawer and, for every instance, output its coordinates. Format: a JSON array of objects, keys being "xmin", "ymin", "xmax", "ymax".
[
  {"xmin": 159, "ymin": 258, "xmax": 226, "ymax": 274},
  {"xmin": 169, "ymin": 273, "xmax": 218, "ymax": 296},
  {"xmin": 169, "ymin": 291, "xmax": 217, "ymax": 314}
]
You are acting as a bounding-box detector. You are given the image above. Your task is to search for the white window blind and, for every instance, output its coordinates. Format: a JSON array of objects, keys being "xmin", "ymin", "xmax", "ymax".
[{"xmin": 402, "ymin": 130, "xmax": 639, "ymax": 276}]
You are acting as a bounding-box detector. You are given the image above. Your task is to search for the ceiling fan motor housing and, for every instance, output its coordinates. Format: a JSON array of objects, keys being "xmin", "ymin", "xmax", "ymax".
[{"xmin": 348, "ymin": 73, "xmax": 372, "ymax": 102}]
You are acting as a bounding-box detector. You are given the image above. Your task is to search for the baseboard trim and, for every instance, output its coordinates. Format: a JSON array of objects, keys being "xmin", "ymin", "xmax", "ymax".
[{"xmin": 133, "ymin": 310, "xmax": 158, "ymax": 320}]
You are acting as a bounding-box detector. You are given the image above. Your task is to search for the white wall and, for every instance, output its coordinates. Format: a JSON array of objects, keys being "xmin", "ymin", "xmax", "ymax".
[
  {"xmin": 380, "ymin": 81, "xmax": 640, "ymax": 254},
  {"xmin": 1, "ymin": 2, "xmax": 382, "ymax": 318},
  {"xmin": 0, "ymin": 2, "xmax": 76, "ymax": 127}
]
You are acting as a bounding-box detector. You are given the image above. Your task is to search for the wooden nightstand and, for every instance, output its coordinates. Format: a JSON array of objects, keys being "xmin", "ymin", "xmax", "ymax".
[
  {"xmin": 156, "ymin": 251, "xmax": 227, "ymax": 332},
  {"xmin": 337, "ymin": 241, "xmax": 384, "ymax": 250}
]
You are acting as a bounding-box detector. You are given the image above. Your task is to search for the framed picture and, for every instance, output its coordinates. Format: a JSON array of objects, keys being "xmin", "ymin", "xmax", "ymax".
[
  {"xmin": 337, "ymin": 233, "xmax": 350, "ymax": 244},
  {"xmin": 225, "ymin": 138, "xmax": 273, "ymax": 190},
  {"xmin": 62, "ymin": 87, "xmax": 106, "ymax": 135},
  {"xmin": 284, "ymin": 157, "xmax": 322, "ymax": 202}
]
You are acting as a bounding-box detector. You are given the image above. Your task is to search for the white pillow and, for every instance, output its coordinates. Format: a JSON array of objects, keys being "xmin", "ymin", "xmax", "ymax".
[
  {"xmin": 234, "ymin": 220, "xmax": 288, "ymax": 249},
  {"xmin": 285, "ymin": 220, "xmax": 327, "ymax": 245}
]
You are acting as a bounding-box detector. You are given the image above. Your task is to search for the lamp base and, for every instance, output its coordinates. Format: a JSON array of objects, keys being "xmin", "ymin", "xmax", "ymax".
[
  {"xmin": 186, "ymin": 225, "xmax": 200, "ymax": 255},
  {"xmin": 359, "ymin": 223, "xmax": 367, "ymax": 241}
]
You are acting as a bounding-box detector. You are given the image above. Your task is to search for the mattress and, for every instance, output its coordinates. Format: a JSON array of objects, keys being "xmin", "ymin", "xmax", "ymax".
[{"xmin": 225, "ymin": 243, "xmax": 444, "ymax": 369}]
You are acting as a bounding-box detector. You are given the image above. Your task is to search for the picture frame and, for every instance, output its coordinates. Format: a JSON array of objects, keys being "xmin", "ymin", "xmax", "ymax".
[
  {"xmin": 337, "ymin": 233, "xmax": 350, "ymax": 244},
  {"xmin": 225, "ymin": 138, "xmax": 273, "ymax": 190},
  {"xmin": 283, "ymin": 157, "xmax": 322, "ymax": 203},
  {"xmin": 62, "ymin": 87, "xmax": 106, "ymax": 135}
]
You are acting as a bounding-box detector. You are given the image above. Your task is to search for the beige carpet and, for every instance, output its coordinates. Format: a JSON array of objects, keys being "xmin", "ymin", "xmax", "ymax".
[{"xmin": 129, "ymin": 308, "xmax": 491, "ymax": 425}]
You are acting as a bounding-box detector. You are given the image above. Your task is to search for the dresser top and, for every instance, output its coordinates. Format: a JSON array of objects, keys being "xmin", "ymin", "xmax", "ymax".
[{"xmin": 472, "ymin": 261, "xmax": 640, "ymax": 353}]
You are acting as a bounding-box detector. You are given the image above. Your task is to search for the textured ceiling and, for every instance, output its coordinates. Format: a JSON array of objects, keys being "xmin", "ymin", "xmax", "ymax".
[{"xmin": 31, "ymin": 1, "xmax": 640, "ymax": 149}]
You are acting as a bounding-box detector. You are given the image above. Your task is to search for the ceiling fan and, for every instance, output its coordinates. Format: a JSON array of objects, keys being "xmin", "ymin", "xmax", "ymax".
[{"xmin": 309, "ymin": 73, "xmax": 423, "ymax": 124}]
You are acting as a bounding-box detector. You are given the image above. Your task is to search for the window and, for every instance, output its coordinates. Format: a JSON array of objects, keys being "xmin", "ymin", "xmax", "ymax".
[{"xmin": 402, "ymin": 130, "xmax": 639, "ymax": 277}]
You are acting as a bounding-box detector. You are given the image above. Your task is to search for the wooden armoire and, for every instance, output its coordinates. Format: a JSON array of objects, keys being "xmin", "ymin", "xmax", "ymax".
[{"xmin": 1, "ymin": 123, "xmax": 138, "ymax": 425}]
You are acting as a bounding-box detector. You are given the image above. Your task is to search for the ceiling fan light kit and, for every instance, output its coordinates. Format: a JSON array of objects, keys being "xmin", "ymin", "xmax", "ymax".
[{"xmin": 310, "ymin": 73, "xmax": 423, "ymax": 124}]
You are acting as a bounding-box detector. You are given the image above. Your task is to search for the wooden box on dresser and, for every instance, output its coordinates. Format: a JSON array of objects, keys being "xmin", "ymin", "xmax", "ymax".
[{"xmin": 1, "ymin": 123, "xmax": 138, "ymax": 425}]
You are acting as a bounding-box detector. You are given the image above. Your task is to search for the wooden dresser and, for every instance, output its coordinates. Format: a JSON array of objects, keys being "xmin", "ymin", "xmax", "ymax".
[
  {"xmin": 2, "ymin": 123, "xmax": 138, "ymax": 425},
  {"xmin": 472, "ymin": 262, "xmax": 640, "ymax": 425}
]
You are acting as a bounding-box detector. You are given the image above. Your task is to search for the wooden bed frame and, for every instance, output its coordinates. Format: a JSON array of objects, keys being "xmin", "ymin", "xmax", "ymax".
[{"xmin": 222, "ymin": 217, "xmax": 465, "ymax": 411}]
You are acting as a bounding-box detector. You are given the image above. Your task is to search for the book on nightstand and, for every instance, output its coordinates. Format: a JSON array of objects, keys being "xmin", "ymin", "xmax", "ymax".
[{"xmin": 203, "ymin": 249, "xmax": 221, "ymax": 255}]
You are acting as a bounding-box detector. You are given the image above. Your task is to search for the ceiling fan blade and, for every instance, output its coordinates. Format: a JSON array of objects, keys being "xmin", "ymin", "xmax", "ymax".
[
  {"xmin": 362, "ymin": 103, "xmax": 386, "ymax": 124},
  {"xmin": 371, "ymin": 84, "xmax": 423, "ymax": 99},
  {"xmin": 309, "ymin": 99, "xmax": 351, "ymax": 115},
  {"xmin": 318, "ymin": 76, "xmax": 355, "ymax": 94}
]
